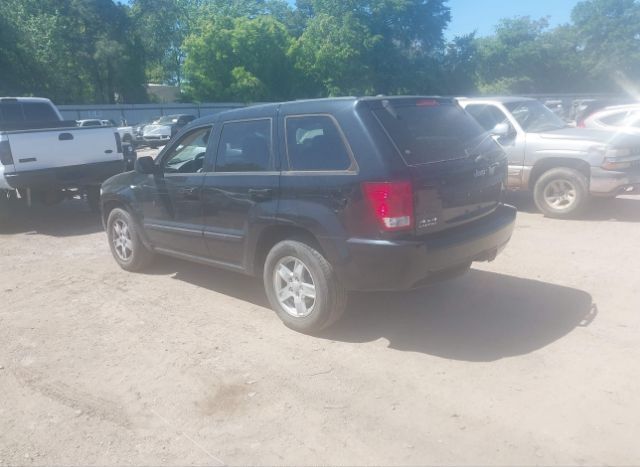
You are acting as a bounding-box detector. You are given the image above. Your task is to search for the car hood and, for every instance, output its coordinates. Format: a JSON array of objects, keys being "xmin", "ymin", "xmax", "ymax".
[
  {"xmin": 143, "ymin": 124, "xmax": 171, "ymax": 136},
  {"xmin": 538, "ymin": 127, "xmax": 640, "ymax": 147}
]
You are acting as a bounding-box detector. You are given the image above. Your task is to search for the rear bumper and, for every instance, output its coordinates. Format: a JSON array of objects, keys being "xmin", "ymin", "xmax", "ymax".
[
  {"xmin": 333, "ymin": 204, "xmax": 516, "ymax": 291},
  {"xmin": 590, "ymin": 167, "xmax": 640, "ymax": 196},
  {"xmin": 4, "ymin": 160, "xmax": 125, "ymax": 190}
]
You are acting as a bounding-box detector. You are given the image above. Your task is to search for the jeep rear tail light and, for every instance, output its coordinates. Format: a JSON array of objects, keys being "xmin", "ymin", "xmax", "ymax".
[
  {"xmin": 0, "ymin": 138, "xmax": 13, "ymax": 165},
  {"xmin": 362, "ymin": 181, "xmax": 414, "ymax": 231}
]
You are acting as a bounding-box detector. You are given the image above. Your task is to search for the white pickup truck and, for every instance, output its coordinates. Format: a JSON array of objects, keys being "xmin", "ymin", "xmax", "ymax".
[{"xmin": 0, "ymin": 97, "xmax": 127, "ymax": 218}]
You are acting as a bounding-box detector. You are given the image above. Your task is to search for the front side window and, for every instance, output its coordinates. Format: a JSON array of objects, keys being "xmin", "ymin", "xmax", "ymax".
[
  {"xmin": 285, "ymin": 115, "xmax": 352, "ymax": 171},
  {"xmin": 163, "ymin": 126, "xmax": 212, "ymax": 174},
  {"xmin": 504, "ymin": 100, "xmax": 567, "ymax": 132},
  {"xmin": 465, "ymin": 104, "xmax": 510, "ymax": 132},
  {"xmin": 215, "ymin": 119, "xmax": 273, "ymax": 172}
]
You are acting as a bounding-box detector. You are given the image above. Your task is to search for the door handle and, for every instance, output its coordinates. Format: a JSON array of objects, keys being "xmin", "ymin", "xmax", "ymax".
[
  {"xmin": 58, "ymin": 133, "xmax": 74, "ymax": 141},
  {"xmin": 249, "ymin": 188, "xmax": 273, "ymax": 201},
  {"xmin": 178, "ymin": 187, "xmax": 200, "ymax": 200}
]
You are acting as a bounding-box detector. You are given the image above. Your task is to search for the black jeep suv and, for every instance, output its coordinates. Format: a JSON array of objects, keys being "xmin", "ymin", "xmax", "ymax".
[{"xmin": 101, "ymin": 97, "xmax": 516, "ymax": 333}]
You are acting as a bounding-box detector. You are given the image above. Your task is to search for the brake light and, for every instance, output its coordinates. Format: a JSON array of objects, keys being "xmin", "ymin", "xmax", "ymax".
[
  {"xmin": 0, "ymin": 138, "xmax": 13, "ymax": 165},
  {"xmin": 362, "ymin": 181, "xmax": 414, "ymax": 231},
  {"xmin": 577, "ymin": 120, "xmax": 586, "ymax": 128},
  {"xmin": 416, "ymin": 99, "xmax": 439, "ymax": 107}
]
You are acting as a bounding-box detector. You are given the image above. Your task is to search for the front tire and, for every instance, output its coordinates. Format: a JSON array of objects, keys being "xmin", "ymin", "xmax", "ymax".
[
  {"xmin": 106, "ymin": 207, "xmax": 154, "ymax": 271},
  {"xmin": 263, "ymin": 240, "xmax": 347, "ymax": 334},
  {"xmin": 533, "ymin": 167, "xmax": 589, "ymax": 218}
]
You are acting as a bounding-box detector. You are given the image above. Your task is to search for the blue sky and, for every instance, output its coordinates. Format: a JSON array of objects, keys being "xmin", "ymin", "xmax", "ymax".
[{"xmin": 446, "ymin": 0, "xmax": 580, "ymax": 38}]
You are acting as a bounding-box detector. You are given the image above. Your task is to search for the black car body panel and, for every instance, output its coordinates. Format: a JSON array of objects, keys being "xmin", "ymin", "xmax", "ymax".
[{"xmin": 101, "ymin": 97, "xmax": 515, "ymax": 291}]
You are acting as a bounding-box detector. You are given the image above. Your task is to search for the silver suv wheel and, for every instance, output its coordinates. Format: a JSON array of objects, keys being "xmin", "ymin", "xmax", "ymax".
[{"xmin": 273, "ymin": 256, "xmax": 316, "ymax": 318}]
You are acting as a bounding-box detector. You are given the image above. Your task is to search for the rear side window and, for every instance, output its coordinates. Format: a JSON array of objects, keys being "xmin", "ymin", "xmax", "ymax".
[
  {"xmin": 22, "ymin": 103, "xmax": 58, "ymax": 121},
  {"xmin": 0, "ymin": 102, "xmax": 23, "ymax": 122},
  {"xmin": 285, "ymin": 115, "xmax": 352, "ymax": 171},
  {"xmin": 215, "ymin": 119, "xmax": 272, "ymax": 172},
  {"xmin": 372, "ymin": 100, "xmax": 485, "ymax": 165}
]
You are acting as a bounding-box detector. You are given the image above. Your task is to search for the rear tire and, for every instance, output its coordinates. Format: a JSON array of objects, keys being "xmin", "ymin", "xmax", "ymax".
[
  {"xmin": 106, "ymin": 207, "xmax": 154, "ymax": 271},
  {"xmin": 263, "ymin": 240, "xmax": 347, "ymax": 334},
  {"xmin": 533, "ymin": 167, "xmax": 589, "ymax": 218}
]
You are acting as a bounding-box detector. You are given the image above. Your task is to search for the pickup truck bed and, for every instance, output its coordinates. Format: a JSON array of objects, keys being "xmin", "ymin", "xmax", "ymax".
[
  {"xmin": 0, "ymin": 97, "xmax": 128, "ymax": 214},
  {"xmin": 2, "ymin": 125, "xmax": 123, "ymax": 190}
]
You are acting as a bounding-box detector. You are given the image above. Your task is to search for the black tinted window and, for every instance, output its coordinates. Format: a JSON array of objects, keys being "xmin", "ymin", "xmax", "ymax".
[
  {"xmin": 22, "ymin": 103, "xmax": 58, "ymax": 121},
  {"xmin": 216, "ymin": 119, "xmax": 272, "ymax": 172},
  {"xmin": 285, "ymin": 116, "xmax": 351, "ymax": 171},
  {"xmin": 373, "ymin": 100, "xmax": 485, "ymax": 165},
  {"xmin": 0, "ymin": 102, "xmax": 23, "ymax": 122}
]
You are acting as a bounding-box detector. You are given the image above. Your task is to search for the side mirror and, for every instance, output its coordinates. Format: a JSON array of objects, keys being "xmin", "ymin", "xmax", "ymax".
[
  {"xmin": 134, "ymin": 156, "xmax": 159, "ymax": 175},
  {"xmin": 123, "ymin": 143, "xmax": 137, "ymax": 171},
  {"xmin": 491, "ymin": 122, "xmax": 511, "ymax": 137}
]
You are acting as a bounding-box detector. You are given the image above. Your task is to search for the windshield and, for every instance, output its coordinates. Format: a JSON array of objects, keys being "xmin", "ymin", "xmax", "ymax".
[
  {"xmin": 505, "ymin": 101, "xmax": 567, "ymax": 132},
  {"xmin": 372, "ymin": 100, "xmax": 499, "ymax": 165},
  {"xmin": 157, "ymin": 115, "xmax": 178, "ymax": 124}
]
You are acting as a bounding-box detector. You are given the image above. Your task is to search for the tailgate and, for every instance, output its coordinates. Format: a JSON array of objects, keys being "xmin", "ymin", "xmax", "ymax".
[
  {"xmin": 6, "ymin": 127, "xmax": 120, "ymax": 173},
  {"xmin": 368, "ymin": 98, "xmax": 507, "ymax": 234}
]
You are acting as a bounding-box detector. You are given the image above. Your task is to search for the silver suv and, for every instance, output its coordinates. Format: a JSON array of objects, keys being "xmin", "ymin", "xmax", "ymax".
[{"xmin": 459, "ymin": 97, "xmax": 640, "ymax": 218}]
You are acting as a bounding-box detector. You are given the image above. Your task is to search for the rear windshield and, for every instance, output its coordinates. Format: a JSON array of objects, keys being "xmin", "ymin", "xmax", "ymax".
[
  {"xmin": 372, "ymin": 100, "xmax": 486, "ymax": 165},
  {"xmin": 0, "ymin": 101, "xmax": 58, "ymax": 123}
]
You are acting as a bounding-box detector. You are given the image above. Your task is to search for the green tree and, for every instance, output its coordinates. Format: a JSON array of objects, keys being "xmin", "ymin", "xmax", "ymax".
[
  {"xmin": 0, "ymin": 0, "xmax": 147, "ymax": 103},
  {"xmin": 572, "ymin": 0, "xmax": 640, "ymax": 90},
  {"xmin": 182, "ymin": 16, "xmax": 296, "ymax": 101},
  {"xmin": 475, "ymin": 16, "xmax": 590, "ymax": 94},
  {"xmin": 290, "ymin": 13, "xmax": 378, "ymax": 96}
]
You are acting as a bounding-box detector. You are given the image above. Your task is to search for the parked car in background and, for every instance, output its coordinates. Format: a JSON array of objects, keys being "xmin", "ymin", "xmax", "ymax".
[
  {"xmin": 0, "ymin": 97, "xmax": 126, "ymax": 218},
  {"xmin": 101, "ymin": 97, "xmax": 516, "ymax": 333},
  {"xmin": 76, "ymin": 118, "xmax": 103, "ymax": 127},
  {"xmin": 78, "ymin": 118, "xmax": 135, "ymax": 145},
  {"xmin": 571, "ymin": 98, "xmax": 632, "ymax": 128},
  {"xmin": 132, "ymin": 118, "xmax": 159, "ymax": 147},
  {"xmin": 142, "ymin": 114, "xmax": 196, "ymax": 148},
  {"xmin": 459, "ymin": 97, "xmax": 640, "ymax": 218},
  {"xmin": 582, "ymin": 104, "xmax": 640, "ymax": 134}
]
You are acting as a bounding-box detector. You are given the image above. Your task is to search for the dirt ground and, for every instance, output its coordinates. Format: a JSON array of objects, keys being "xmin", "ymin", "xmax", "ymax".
[{"xmin": 1, "ymin": 190, "xmax": 639, "ymax": 466}]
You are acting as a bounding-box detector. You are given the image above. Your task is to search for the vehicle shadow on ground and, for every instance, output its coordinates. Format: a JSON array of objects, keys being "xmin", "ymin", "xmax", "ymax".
[
  {"xmin": 323, "ymin": 270, "xmax": 596, "ymax": 361},
  {"xmin": 149, "ymin": 258, "xmax": 596, "ymax": 362},
  {"xmin": 506, "ymin": 192, "xmax": 640, "ymax": 222},
  {"xmin": 0, "ymin": 199, "xmax": 102, "ymax": 237}
]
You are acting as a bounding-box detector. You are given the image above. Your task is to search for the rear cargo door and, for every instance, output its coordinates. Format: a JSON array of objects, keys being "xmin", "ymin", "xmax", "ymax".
[
  {"xmin": 6, "ymin": 127, "xmax": 121, "ymax": 173},
  {"xmin": 369, "ymin": 98, "xmax": 507, "ymax": 234}
]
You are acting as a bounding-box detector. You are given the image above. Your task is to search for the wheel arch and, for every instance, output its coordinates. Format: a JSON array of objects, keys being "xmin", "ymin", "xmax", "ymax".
[
  {"xmin": 528, "ymin": 158, "xmax": 591, "ymax": 190},
  {"xmin": 250, "ymin": 224, "xmax": 326, "ymax": 277}
]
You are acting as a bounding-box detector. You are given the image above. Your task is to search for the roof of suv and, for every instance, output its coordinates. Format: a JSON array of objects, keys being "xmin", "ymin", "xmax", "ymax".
[
  {"xmin": 457, "ymin": 96, "xmax": 537, "ymax": 104},
  {"xmin": 187, "ymin": 96, "xmax": 456, "ymax": 128}
]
